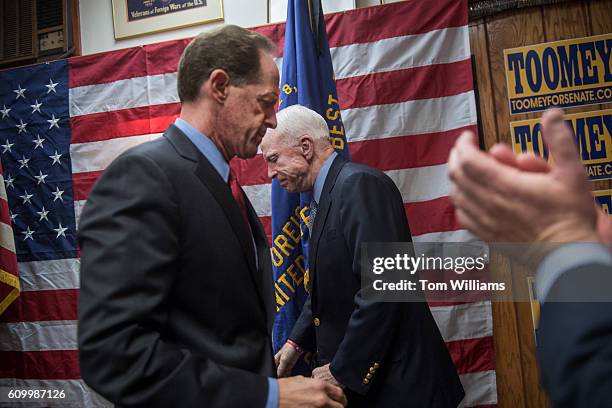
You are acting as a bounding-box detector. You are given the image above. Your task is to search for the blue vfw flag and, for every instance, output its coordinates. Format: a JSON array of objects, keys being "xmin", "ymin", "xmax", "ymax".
[{"xmin": 271, "ymin": 0, "xmax": 350, "ymax": 356}]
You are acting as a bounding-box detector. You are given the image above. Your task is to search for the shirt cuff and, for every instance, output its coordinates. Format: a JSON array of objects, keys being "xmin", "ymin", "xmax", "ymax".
[
  {"xmin": 286, "ymin": 339, "xmax": 301, "ymax": 351},
  {"xmin": 265, "ymin": 378, "xmax": 279, "ymax": 408},
  {"xmin": 536, "ymin": 242, "xmax": 612, "ymax": 303}
]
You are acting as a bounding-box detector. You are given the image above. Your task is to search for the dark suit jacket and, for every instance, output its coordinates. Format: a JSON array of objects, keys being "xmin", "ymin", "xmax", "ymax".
[
  {"xmin": 290, "ymin": 156, "xmax": 464, "ymax": 407},
  {"xmin": 78, "ymin": 125, "xmax": 276, "ymax": 407},
  {"xmin": 538, "ymin": 262, "xmax": 612, "ymax": 408}
]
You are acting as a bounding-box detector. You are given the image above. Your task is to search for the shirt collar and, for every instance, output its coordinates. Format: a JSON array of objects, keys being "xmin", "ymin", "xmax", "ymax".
[
  {"xmin": 313, "ymin": 151, "xmax": 338, "ymax": 204},
  {"xmin": 174, "ymin": 118, "xmax": 230, "ymax": 182}
]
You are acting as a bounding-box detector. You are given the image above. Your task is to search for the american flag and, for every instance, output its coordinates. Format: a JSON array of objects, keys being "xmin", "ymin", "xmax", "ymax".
[{"xmin": 0, "ymin": 1, "xmax": 497, "ymax": 407}]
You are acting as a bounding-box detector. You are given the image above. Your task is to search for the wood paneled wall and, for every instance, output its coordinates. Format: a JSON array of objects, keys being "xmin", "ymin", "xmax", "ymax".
[{"xmin": 469, "ymin": 1, "xmax": 612, "ymax": 407}]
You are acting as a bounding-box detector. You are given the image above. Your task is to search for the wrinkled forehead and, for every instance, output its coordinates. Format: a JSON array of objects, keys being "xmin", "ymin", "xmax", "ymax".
[
  {"xmin": 262, "ymin": 129, "xmax": 287, "ymax": 153},
  {"xmin": 261, "ymin": 130, "xmax": 277, "ymax": 151}
]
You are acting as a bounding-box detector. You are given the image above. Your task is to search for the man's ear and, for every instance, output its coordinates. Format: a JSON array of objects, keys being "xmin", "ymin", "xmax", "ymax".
[
  {"xmin": 299, "ymin": 135, "xmax": 315, "ymax": 160},
  {"xmin": 207, "ymin": 69, "xmax": 230, "ymax": 104}
]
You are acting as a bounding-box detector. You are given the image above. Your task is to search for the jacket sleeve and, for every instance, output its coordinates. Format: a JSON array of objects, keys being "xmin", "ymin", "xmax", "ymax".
[
  {"xmin": 537, "ymin": 261, "xmax": 612, "ymax": 408},
  {"xmin": 78, "ymin": 153, "xmax": 268, "ymax": 408},
  {"xmin": 289, "ymin": 294, "xmax": 316, "ymax": 351},
  {"xmin": 329, "ymin": 172, "xmax": 409, "ymax": 395}
]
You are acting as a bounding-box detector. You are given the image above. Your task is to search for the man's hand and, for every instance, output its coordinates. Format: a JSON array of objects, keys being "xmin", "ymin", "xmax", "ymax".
[
  {"xmin": 312, "ymin": 364, "xmax": 343, "ymax": 388},
  {"xmin": 278, "ymin": 376, "xmax": 347, "ymax": 408},
  {"xmin": 275, "ymin": 341, "xmax": 302, "ymax": 378},
  {"xmin": 596, "ymin": 206, "xmax": 612, "ymax": 244},
  {"xmin": 448, "ymin": 108, "xmax": 598, "ymax": 250}
]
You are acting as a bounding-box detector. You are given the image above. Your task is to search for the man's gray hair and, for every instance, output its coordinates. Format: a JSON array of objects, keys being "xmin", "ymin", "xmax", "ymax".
[{"xmin": 273, "ymin": 105, "xmax": 330, "ymax": 145}]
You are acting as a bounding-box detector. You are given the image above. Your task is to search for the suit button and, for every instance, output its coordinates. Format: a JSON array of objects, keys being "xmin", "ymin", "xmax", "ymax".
[
  {"xmin": 373, "ymin": 362, "xmax": 380, "ymax": 369},
  {"xmin": 365, "ymin": 373, "xmax": 372, "ymax": 380},
  {"xmin": 362, "ymin": 378, "xmax": 370, "ymax": 385},
  {"xmin": 313, "ymin": 317, "xmax": 320, "ymax": 327},
  {"xmin": 369, "ymin": 367, "xmax": 376, "ymax": 374}
]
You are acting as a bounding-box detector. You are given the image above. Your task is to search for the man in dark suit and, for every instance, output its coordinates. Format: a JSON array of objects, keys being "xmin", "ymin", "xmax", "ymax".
[
  {"xmin": 448, "ymin": 107, "xmax": 612, "ymax": 407},
  {"xmin": 78, "ymin": 26, "xmax": 346, "ymax": 408},
  {"xmin": 536, "ymin": 245, "xmax": 612, "ymax": 408},
  {"xmin": 261, "ymin": 105, "xmax": 465, "ymax": 407}
]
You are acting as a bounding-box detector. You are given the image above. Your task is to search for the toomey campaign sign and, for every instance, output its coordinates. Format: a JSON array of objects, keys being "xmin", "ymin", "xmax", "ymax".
[
  {"xmin": 504, "ymin": 34, "xmax": 612, "ymax": 115},
  {"xmin": 509, "ymin": 109, "xmax": 612, "ymax": 181},
  {"xmin": 593, "ymin": 189, "xmax": 612, "ymax": 215}
]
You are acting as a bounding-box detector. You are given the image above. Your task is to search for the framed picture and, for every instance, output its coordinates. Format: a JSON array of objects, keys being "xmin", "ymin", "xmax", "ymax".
[{"xmin": 112, "ymin": 0, "xmax": 224, "ymax": 40}]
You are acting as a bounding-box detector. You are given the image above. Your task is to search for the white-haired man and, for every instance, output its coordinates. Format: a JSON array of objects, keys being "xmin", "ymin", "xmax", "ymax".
[{"xmin": 261, "ymin": 105, "xmax": 464, "ymax": 407}]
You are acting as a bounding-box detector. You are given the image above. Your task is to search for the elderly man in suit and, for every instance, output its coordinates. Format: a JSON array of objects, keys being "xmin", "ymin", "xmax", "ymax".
[
  {"xmin": 261, "ymin": 105, "xmax": 464, "ymax": 407},
  {"xmin": 78, "ymin": 26, "xmax": 346, "ymax": 408},
  {"xmin": 448, "ymin": 108, "xmax": 612, "ymax": 408}
]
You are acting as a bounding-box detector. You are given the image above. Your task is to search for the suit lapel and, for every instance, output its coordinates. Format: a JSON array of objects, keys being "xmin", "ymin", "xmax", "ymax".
[
  {"xmin": 193, "ymin": 159, "xmax": 258, "ymax": 268},
  {"xmin": 309, "ymin": 156, "xmax": 347, "ymax": 283},
  {"xmin": 165, "ymin": 126, "xmax": 267, "ymax": 317},
  {"xmin": 246, "ymin": 199, "xmax": 276, "ymax": 328}
]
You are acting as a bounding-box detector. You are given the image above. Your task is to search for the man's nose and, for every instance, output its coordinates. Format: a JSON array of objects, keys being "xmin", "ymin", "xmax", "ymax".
[
  {"xmin": 266, "ymin": 112, "xmax": 278, "ymax": 129},
  {"xmin": 267, "ymin": 166, "xmax": 276, "ymax": 180}
]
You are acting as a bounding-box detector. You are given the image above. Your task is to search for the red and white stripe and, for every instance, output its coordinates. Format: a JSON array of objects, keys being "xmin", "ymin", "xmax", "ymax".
[
  {"xmin": 0, "ymin": 1, "xmax": 496, "ymax": 406},
  {"xmin": 0, "ymin": 159, "xmax": 19, "ymax": 315}
]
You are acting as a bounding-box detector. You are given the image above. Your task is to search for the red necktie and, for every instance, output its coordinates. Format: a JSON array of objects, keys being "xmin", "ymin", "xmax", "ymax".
[{"xmin": 228, "ymin": 169, "xmax": 251, "ymax": 233}]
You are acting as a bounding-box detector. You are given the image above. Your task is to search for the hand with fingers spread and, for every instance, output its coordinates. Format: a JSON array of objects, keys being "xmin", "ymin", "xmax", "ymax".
[
  {"xmin": 278, "ymin": 376, "xmax": 347, "ymax": 408},
  {"xmin": 450, "ymin": 109, "xmax": 612, "ymax": 408},
  {"xmin": 448, "ymin": 108, "xmax": 599, "ymax": 251},
  {"xmin": 275, "ymin": 341, "xmax": 303, "ymax": 378}
]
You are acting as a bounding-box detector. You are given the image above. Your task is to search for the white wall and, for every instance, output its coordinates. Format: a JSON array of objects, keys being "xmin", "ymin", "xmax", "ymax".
[
  {"xmin": 79, "ymin": 0, "xmax": 386, "ymax": 55},
  {"xmin": 79, "ymin": 0, "xmax": 263, "ymax": 55}
]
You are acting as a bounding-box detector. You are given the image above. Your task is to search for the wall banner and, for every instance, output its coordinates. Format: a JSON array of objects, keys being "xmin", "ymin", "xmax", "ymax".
[
  {"xmin": 504, "ymin": 34, "xmax": 612, "ymax": 115},
  {"xmin": 594, "ymin": 189, "xmax": 612, "ymax": 215},
  {"xmin": 510, "ymin": 109, "xmax": 611, "ymax": 181}
]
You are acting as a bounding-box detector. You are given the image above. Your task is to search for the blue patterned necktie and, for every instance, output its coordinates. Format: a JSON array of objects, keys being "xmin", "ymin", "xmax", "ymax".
[{"xmin": 307, "ymin": 200, "xmax": 318, "ymax": 233}]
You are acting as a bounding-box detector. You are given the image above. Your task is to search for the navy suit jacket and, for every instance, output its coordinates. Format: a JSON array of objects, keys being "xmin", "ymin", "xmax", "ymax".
[
  {"xmin": 78, "ymin": 125, "xmax": 276, "ymax": 407},
  {"xmin": 290, "ymin": 155, "xmax": 464, "ymax": 407},
  {"xmin": 538, "ymin": 260, "xmax": 612, "ymax": 408}
]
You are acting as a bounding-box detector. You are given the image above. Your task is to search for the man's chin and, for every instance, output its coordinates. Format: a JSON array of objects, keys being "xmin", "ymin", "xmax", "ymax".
[
  {"xmin": 278, "ymin": 181, "xmax": 296, "ymax": 193},
  {"xmin": 236, "ymin": 147, "xmax": 258, "ymax": 159}
]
